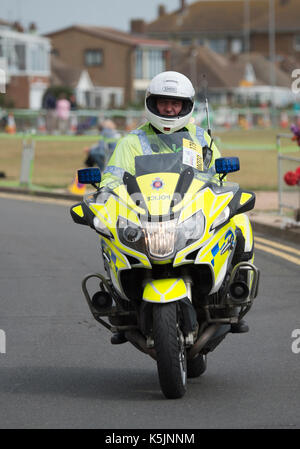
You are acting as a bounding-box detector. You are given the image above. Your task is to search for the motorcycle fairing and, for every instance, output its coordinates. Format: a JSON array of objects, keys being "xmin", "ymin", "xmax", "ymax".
[
  {"xmin": 232, "ymin": 214, "xmax": 253, "ymax": 253},
  {"xmin": 75, "ymin": 148, "xmax": 255, "ymax": 301},
  {"xmin": 173, "ymin": 188, "xmax": 234, "ymax": 266},
  {"xmin": 136, "ymin": 172, "xmax": 180, "ymax": 216},
  {"xmin": 195, "ymin": 225, "xmax": 236, "ymax": 293}
]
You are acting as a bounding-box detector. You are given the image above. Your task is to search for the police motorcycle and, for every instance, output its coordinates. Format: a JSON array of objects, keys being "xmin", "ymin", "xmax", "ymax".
[{"xmin": 70, "ymin": 131, "xmax": 260, "ymax": 399}]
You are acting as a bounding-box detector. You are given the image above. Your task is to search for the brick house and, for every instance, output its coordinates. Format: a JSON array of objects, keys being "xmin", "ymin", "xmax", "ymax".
[
  {"xmin": 45, "ymin": 26, "xmax": 170, "ymax": 108},
  {"xmin": 50, "ymin": 54, "xmax": 95, "ymax": 108},
  {"xmin": 169, "ymin": 43, "xmax": 293, "ymax": 106},
  {"xmin": 0, "ymin": 20, "xmax": 51, "ymax": 108},
  {"xmin": 133, "ymin": 0, "xmax": 300, "ymax": 58}
]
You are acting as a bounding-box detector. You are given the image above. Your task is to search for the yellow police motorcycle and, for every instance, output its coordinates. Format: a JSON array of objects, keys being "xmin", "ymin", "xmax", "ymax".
[{"xmin": 71, "ymin": 132, "xmax": 259, "ymax": 399}]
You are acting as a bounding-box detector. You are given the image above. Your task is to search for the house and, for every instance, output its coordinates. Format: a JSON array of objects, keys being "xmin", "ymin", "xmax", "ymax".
[
  {"xmin": 45, "ymin": 25, "xmax": 170, "ymax": 108},
  {"xmin": 133, "ymin": 0, "xmax": 300, "ymax": 58},
  {"xmin": 0, "ymin": 20, "xmax": 51, "ymax": 109},
  {"xmin": 169, "ymin": 44, "xmax": 294, "ymax": 106},
  {"xmin": 50, "ymin": 54, "xmax": 95, "ymax": 108}
]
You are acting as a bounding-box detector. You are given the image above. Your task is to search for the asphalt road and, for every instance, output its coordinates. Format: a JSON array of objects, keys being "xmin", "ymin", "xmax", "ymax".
[{"xmin": 0, "ymin": 195, "xmax": 299, "ymax": 429}]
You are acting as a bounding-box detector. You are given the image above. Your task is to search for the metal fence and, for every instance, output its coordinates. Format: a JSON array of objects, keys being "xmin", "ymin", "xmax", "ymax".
[
  {"xmin": 277, "ymin": 133, "xmax": 300, "ymax": 222},
  {"xmin": 1, "ymin": 106, "xmax": 300, "ymax": 134}
]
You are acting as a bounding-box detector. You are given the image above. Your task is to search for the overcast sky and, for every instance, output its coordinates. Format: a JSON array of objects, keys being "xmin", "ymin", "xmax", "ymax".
[{"xmin": 0, "ymin": 0, "xmax": 197, "ymax": 34}]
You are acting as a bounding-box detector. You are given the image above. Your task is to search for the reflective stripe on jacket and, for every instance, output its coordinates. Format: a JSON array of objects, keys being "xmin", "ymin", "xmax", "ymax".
[{"xmin": 100, "ymin": 122, "xmax": 220, "ymax": 188}]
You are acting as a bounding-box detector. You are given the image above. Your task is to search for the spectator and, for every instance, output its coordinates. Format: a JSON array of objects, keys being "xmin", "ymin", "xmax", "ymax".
[
  {"xmin": 84, "ymin": 119, "xmax": 120, "ymax": 172},
  {"xmin": 55, "ymin": 93, "xmax": 71, "ymax": 134},
  {"xmin": 69, "ymin": 94, "xmax": 78, "ymax": 134},
  {"xmin": 44, "ymin": 91, "xmax": 56, "ymax": 134},
  {"xmin": 70, "ymin": 94, "xmax": 77, "ymax": 110}
]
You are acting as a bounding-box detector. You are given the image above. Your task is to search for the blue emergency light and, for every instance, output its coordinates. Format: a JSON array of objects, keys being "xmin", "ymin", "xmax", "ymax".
[
  {"xmin": 215, "ymin": 157, "xmax": 240, "ymax": 174},
  {"xmin": 77, "ymin": 168, "xmax": 101, "ymax": 184}
]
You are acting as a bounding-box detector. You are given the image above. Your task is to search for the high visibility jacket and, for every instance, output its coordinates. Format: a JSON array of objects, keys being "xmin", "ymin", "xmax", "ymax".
[{"xmin": 100, "ymin": 122, "xmax": 221, "ymax": 188}]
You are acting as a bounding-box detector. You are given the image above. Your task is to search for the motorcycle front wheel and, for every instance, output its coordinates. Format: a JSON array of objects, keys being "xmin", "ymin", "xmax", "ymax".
[{"xmin": 153, "ymin": 302, "xmax": 187, "ymax": 399}]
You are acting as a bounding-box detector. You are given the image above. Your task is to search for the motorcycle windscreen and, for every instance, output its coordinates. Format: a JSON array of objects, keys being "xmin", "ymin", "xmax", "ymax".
[{"xmin": 135, "ymin": 152, "xmax": 182, "ymax": 177}]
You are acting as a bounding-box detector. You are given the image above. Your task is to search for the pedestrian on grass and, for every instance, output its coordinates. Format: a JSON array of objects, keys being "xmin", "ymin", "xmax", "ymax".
[{"xmin": 56, "ymin": 93, "xmax": 71, "ymax": 134}]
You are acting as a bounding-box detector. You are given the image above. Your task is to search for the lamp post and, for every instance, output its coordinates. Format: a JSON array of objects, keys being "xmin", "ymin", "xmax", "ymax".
[
  {"xmin": 244, "ymin": 0, "xmax": 250, "ymax": 55},
  {"xmin": 269, "ymin": 0, "xmax": 277, "ymax": 125},
  {"xmin": 244, "ymin": 0, "xmax": 250, "ymax": 110}
]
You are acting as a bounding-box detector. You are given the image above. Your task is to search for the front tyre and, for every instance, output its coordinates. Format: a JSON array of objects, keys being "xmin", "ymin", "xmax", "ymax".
[{"xmin": 153, "ymin": 302, "xmax": 187, "ymax": 399}]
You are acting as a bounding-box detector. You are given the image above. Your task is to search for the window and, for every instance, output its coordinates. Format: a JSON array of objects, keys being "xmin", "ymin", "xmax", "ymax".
[
  {"xmin": 15, "ymin": 44, "xmax": 26, "ymax": 70},
  {"xmin": 29, "ymin": 43, "xmax": 47, "ymax": 72},
  {"xmin": 208, "ymin": 39, "xmax": 227, "ymax": 54},
  {"xmin": 6, "ymin": 41, "xmax": 26, "ymax": 71},
  {"xmin": 181, "ymin": 38, "xmax": 192, "ymax": 46},
  {"xmin": 84, "ymin": 49, "xmax": 103, "ymax": 66},
  {"xmin": 135, "ymin": 48, "xmax": 165, "ymax": 80},
  {"xmin": 294, "ymin": 35, "xmax": 300, "ymax": 51},
  {"xmin": 0, "ymin": 37, "xmax": 49, "ymax": 73},
  {"xmin": 135, "ymin": 49, "xmax": 143, "ymax": 79},
  {"xmin": 148, "ymin": 50, "xmax": 165, "ymax": 78}
]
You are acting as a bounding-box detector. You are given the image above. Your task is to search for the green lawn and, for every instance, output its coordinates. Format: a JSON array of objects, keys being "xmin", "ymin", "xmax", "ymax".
[{"xmin": 0, "ymin": 128, "xmax": 299, "ymax": 191}]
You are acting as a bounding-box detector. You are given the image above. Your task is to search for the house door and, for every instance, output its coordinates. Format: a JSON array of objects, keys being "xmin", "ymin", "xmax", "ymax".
[{"xmin": 30, "ymin": 83, "xmax": 47, "ymax": 110}]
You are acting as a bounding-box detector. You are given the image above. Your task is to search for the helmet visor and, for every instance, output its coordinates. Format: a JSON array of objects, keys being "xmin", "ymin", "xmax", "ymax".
[{"xmin": 146, "ymin": 94, "xmax": 194, "ymax": 119}]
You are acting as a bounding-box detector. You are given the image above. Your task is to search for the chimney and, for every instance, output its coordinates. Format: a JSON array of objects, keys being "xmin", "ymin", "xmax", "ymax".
[
  {"xmin": 158, "ymin": 5, "xmax": 166, "ymax": 17},
  {"xmin": 29, "ymin": 22, "xmax": 37, "ymax": 34},
  {"xmin": 13, "ymin": 21, "xmax": 24, "ymax": 33},
  {"xmin": 130, "ymin": 19, "xmax": 146, "ymax": 34},
  {"xmin": 180, "ymin": 0, "xmax": 186, "ymax": 12}
]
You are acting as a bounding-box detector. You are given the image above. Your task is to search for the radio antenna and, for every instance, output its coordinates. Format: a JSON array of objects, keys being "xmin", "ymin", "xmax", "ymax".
[
  {"xmin": 201, "ymin": 73, "xmax": 212, "ymax": 138},
  {"xmin": 205, "ymin": 97, "xmax": 211, "ymax": 137}
]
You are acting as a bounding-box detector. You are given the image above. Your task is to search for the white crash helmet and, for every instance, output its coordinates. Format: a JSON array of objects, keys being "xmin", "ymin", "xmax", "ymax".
[{"xmin": 145, "ymin": 71, "xmax": 195, "ymax": 134}]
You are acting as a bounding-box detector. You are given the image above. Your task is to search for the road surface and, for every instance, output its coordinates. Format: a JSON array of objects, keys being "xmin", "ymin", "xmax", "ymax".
[{"xmin": 0, "ymin": 194, "xmax": 299, "ymax": 429}]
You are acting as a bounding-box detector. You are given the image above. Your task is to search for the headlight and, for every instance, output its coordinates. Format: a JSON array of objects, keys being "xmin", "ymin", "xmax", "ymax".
[
  {"xmin": 117, "ymin": 217, "xmax": 146, "ymax": 254},
  {"xmin": 210, "ymin": 206, "xmax": 230, "ymax": 231},
  {"xmin": 145, "ymin": 220, "xmax": 177, "ymax": 258},
  {"xmin": 176, "ymin": 211, "xmax": 205, "ymax": 250}
]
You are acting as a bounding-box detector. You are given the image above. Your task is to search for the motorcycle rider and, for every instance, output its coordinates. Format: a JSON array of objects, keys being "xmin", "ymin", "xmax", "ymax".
[
  {"xmin": 100, "ymin": 71, "xmax": 219, "ymax": 189},
  {"xmin": 100, "ymin": 71, "xmax": 250, "ymax": 344}
]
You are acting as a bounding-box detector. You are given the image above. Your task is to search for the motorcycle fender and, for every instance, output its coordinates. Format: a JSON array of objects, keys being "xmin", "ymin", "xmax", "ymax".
[{"xmin": 142, "ymin": 278, "xmax": 187, "ymax": 303}]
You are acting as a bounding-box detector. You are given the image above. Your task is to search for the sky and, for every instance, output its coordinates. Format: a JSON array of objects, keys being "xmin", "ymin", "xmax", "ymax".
[{"xmin": 0, "ymin": 0, "xmax": 197, "ymax": 35}]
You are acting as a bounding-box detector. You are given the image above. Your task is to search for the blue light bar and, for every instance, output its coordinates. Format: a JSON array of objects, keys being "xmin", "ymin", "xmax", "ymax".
[
  {"xmin": 77, "ymin": 168, "xmax": 101, "ymax": 184},
  {"xmin": 215, "ymin": 157, "xmax": 240, "ymax": 174}
]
